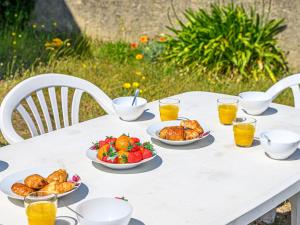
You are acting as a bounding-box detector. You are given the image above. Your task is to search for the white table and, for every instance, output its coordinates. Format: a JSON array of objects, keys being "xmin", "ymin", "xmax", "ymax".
[{"xmin": 1, "ymin": 91, "xmax": 300, "ymax": 225}]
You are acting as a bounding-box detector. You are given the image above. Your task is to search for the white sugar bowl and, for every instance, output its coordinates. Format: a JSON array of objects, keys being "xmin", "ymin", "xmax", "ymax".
[
  {"xmin": 260, "ymin": 129, "xmax": 300, "ymax": 160},
  {"xmin": 239, "ymin": 91, "xmax": 272, "ymax": 115}
]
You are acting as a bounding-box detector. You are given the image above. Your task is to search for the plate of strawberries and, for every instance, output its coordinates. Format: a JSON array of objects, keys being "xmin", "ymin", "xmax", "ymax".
[{"xmin": 86, "ymin": 135, "xmax": 157, "ymax": 169}]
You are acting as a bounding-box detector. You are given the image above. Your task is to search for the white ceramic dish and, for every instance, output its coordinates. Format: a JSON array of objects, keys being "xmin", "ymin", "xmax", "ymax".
[
  {"xmin": 0, "ymin": 167, "xmax": 81, "ymax": 200},
  {"xmin": 112, "ymin": 96, "xmax": 147, "ymax": 121},
  {"xmin": 260, "ymin": 129, "xmax": 300, "ymax": 160},
  {"xmin": 239, "ymin": 91, "xmax": 272, "ymax": 115},
  {"xmin": 146, "ymin": 120, "xmax": 210, "ymax": 146},
  {"xmin": 76, "ymin": 197, "xmax": 133, "ymax": 225},
  {"xmin": 86, "ymin": 149, "xmax": 157, "ymax": 170}
]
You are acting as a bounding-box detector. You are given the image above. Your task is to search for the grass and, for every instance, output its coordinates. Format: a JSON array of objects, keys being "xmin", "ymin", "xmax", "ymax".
[{"xmin": 0, "ymin": 26, "xmax": 296, "ymax": 225}]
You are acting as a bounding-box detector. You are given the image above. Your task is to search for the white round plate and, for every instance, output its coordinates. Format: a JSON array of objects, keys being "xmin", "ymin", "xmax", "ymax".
[
  {"xmin": 146, "ymin": 120, "xmax": 210, "ymax": 146},
  {"xmin": 86, "ymin": 149, "xmax": 157, "ymax": 170},
  {"xmin": 0, "ymin": 167, "xmax": 81, "ymax": 200}
]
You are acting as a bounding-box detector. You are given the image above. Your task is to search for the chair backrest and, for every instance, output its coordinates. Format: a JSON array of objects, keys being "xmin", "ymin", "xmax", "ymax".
[
  {"xmin": 0, "ymin": 73, "xmax": 114, "ymax": 144},
  {"xmin": 266, "ymin": 73, "xmax": 300, "ymax": 109}
]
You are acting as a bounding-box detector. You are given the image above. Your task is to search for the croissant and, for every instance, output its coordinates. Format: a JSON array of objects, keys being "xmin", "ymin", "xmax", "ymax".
[
  {"xmin": 184, "ymin": 129, "xmax": 200, "ymax": 140},
  {"xmin": 47, "ymin": 169, "xmax": 68, "ymax": 183},
  {"xmin": 159, "ymin": 126, "xmax": 185, "ymax": 141},
  {"xmin": 11, "ymin": 183, "xmax": 34, "ymax": 197},
  {"xmin": 41, "ymin": 181, "xmax": 75, "ymax": 194},
  {"xmin": 24, "ymin": 174, "xmax": 48, "ymax": 189},
  {"xmin": 180, "ymin": 120, "xmax": 204, "ymax": 135}
]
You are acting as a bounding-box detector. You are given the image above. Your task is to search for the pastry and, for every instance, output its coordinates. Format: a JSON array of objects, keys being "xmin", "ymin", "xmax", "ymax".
[
  {"xmin": 24, "ymin": 174, "xmax": 48, "ymax": 189},
  {"xmin": 11, "ymin": 183, "xmax": 34, "ymax": 197},
  {"xmin": 41, "ymin": 181, "xmax": 75, "ymax": 194},
  {"xmin": 184, "ymin": 129, "xmax": 200, "ymax": 140},
  {"xmin": 180, "ymin": 120, "xmax": 204, "ymax": 135},
  {"xmin": 159, "ymin": 126, "xmax": 185, "ymax": 141},
  {"xmin": 47, "ymin": 169, "xmax": 68, "ymax": 183}
]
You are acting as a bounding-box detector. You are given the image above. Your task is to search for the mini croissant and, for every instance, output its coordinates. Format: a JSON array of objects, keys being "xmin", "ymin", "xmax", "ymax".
[{"xmin": 41, "ymin": 181, "xmax": 75, "ymax": 194}]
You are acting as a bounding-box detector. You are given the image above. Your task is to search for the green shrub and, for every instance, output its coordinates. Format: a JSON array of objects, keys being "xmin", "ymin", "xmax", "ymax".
[
  {"xmin": 0, "ymin": 0, "xmax": 35, "ymax": 28},
  {"xmin": 164, "ymin": 3, "xmax": 288, "ymax": 82}
]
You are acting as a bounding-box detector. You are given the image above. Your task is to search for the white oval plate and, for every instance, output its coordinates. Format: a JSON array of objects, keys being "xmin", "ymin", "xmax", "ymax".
[
  {"xmin": 0, "ymin": 167, "xmax": 81, "ymax": 200},
  {"xmin": 147, "ymin": 120, "xmax": 210, "ymax": 146},
  {"xmin": 86, "ymin": 149, "xmax": 157, "ymax": 170}
]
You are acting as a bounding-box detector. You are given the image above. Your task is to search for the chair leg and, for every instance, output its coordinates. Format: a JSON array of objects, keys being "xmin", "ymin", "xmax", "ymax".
[{"xmin": 290, "ymin": 192, "xmax": 300, "ymax": 225}]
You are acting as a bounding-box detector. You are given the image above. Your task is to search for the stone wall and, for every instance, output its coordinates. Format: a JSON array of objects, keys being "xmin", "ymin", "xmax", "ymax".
[{"xmin": 32, "ymin": 0, "xmax": 300, "ymax": 69}]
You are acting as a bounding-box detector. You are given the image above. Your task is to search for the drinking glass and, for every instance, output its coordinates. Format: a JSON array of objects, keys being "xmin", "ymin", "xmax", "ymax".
[
  {"xmin": 217, "ymin": 98, "xmax": 239, "ymax": 125},
  {"xmin": 159, "ymin": 98, "xmax": 180, "ymax": 121},
  {"xmin": 25, "ymin": 191, "xmax": 57, "ymax": 225},
  {"xmin": 233, "ymin": 117, "xmax": 256, "ymax": 147}
]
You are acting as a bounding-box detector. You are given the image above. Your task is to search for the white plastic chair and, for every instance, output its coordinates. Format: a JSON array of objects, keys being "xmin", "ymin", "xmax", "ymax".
[
  {"xmin": 266, "ymin": 73, "xmax": 300, "ymax": 109},
  {"xmin": 0, "ymin": 73, "xmax": 114, "ymax": 144}
]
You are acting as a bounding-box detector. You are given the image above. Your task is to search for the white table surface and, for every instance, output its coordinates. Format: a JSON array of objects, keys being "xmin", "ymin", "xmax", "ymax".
[{"xmin": 1, "ymin": 91, "xmax": 300, "ymax": 225}]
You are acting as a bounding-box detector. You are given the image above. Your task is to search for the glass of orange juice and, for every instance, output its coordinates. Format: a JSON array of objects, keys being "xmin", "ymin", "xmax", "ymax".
[
  {"xmin": 217, "ymin": 98, "xmax": 239, "ymax": 125},
  {"xmin": 25, "ymin": 191, "xmax": 57, "ymax": 225},
  {"xmin": 159, "ymin": 98, "xmax": 180, "ymax": 121},
  {"xmin": 233, "ymin": 117, "xmax": 256, "ymax": 147}
]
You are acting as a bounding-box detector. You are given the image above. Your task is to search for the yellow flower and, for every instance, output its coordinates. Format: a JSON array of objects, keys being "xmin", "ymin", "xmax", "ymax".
[
  {"xmin": 53, "ymin": 22, "xmax": 57, "ymax": 27},
  {"xmin": 66, "ymin": 42, "xmax": 71, "ymax": 47},
  {"xmin": 82, "ymin": 63, "xmax": 87, "ymax": 68},
  {"xmin": 18, "ymin": 34, "xmax": 22, "ymax": 38},
  {"xmin": 12, "ymin": 41, "xmax": 16, "ymax": 45},
  {"xmin": 11, "ymin": 32, "xmax": 16, "ymax": 36},
  {"xmin": 139, "ymin": 89, "xmax": 143, "ymax": 94},
  {"xmin": 135, "ymin": 71, "xmax": 142, "ymax": 76},
  {"xmin": 140, "ymin": 35, "xmax": 149, "ymax": 43},
  {"xmin": 0, "ymin": 62, "xmax": 3, "ymax": 67},
  {"xmin": 142, "ymin": 76, "xmax": 146, "ymax": 80},
  {"xmin": 135, "ymin": 54, "xmax": 144, "ymax": 60},
  {"xmin": 32, "ymin": 24, "xmax": 37, "ymax": 29},
  {"xmin": 132, "ymin": 82, "xmax": 140, "ymax": 88},
  {"xmin": 123, "ymin": 83, "xmax": 131, "ymax": 89},
  {"xmin": 52, "ymin": 38, "xmax": 63, "ymax": 47}
]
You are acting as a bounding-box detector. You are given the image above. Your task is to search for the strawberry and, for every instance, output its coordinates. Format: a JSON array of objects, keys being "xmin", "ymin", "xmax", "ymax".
[
  {"xmin": 105, "ymin": 136, "xmax": 117, "ymax": 144},
  {"xmin": 97, "ymin": 144, "xmax": 110, "ymax": 160},
  {"xmin": 142, "ymin": 149, "xmax": 153, "ymax": 159},
  {"xmin": 98, "ymin": 140, "xmax": 106, "ymax": 148},
  {"xmin": 102, "ymin": 156, "xmax": 118, "ymax": 163},
  {"xmin": 117, "ymin": 151, "xmax": 129, "ymax": 164},
  {"xmin": 128, "ymin": 151, "xmax": 143, "ymax": 163},
  {"xmin": 128, "ymin": 144, "xmax": 140, "ymax": 152},
  {"xmin": 131, "ymin": 137, "xmax": 140, "ymax": 143}
]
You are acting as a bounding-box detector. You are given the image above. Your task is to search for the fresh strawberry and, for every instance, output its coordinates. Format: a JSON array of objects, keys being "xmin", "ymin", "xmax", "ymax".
[
  {"xmin": 128, "ymin": 144, "xmax": 140, "ymax": 152},
  {"xmin": 128, "ymin": 151, "xmax": 143, "ymax": 163},
  {"xmin": 131, "ymin": 137, "xmax": 140, "ymax": 143},
  {"xmin": 98, "ymin": 140, "xmax": 106, "ymax": 148},
  {"xmin": 105, "ymin": 136, "xmax": 117, "ymax": 144},
  {"xmin": 142, "ymin": 149, "xmax": 153, "ymax": 159},
  {"xmin": 102, "ymin": 156, "xmax": 118, "ymax": 163}
]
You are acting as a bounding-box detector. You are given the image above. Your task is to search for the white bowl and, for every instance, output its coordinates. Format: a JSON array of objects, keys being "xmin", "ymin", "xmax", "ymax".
[
  {"xmin": 112, "ymin": 97, "xmax": 147, "ymax": 121},
  {"xmin": 239, "ymin": 91, "xmax": 272, "ymax": 115},
  {"xmin": 260, "ymin": 130, "xmax": 300, "ymax": 160},
  {"xmin": 76, "ymin": 197, "xmax": 133, "ymax": 225}
]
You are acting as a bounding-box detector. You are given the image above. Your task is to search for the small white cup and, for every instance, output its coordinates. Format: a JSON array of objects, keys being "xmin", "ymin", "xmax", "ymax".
[{"xmin": 239, "ymin": 91, "xmax": 272, "ymax": 115}]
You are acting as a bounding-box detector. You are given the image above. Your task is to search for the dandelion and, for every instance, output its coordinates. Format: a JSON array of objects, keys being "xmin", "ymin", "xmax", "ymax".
[
  {"xmin": 139, "ymin": 35, "xmax": 149, "ymax": 43},
  {"xmin": 123, "ymin": 83, "xmax": 131, "ymax": 89},
  {"xmin": 142, "ymin": 76, "xmax": 146, "ymax": 80},
  {"xmin": 11, "ymin": 32, "xmax": 16, "ymax": 36},
  {"xmin": 52, "ymin": 38, "xmax": 63, "ymax": 47},
  {"xmin": 53, "ymin": 22, "xmax": 57, "ymax": 27},
  {"xmin": 12, "ymin": 41, "xmax": 16, "ymax": 45},
  {"xmin": 159, "ymin": 36, "xmax": 167, "ymax": 42},
  {"xmin": 140, "ymin": 89, "xmax": 143, "ymax": 94},
  {"xmin": 14, "ymin": 13, "xmax": 18, "ymax": 18},
  {"xmin": 135, "ymin": 54, "xmax": 144, "ymax": 60},
  {"xmin": 130, "ymin": 42, "xmax": 138, "ymax": 49},
  {"xmin": 32, "ymin": 24, "xmax": 37, "ymax": 29},
  {"xmin": 66, "ymin": 42, "xmax": 71, "ymax": 47},
  {"xmin": 82, "ymin": 63, "xmax": 87, "ymax": 68},
  {"xmin": 132, "ymin": 82, "xmax": 140, "ymax": 88},
  {"xmin": 18, "ymin": 34, "xmax": 22, "ymax": 38},
  {"xmin": 135, "ymin": 71, "xmax": 142, "ymax": 76},
  {"xmin": 41, "ymin": 24, "xmax": 45, "ymax": 28},
  {"xmin": 0, "ymin": 62, "xmax": 3, "ymax": 67}
]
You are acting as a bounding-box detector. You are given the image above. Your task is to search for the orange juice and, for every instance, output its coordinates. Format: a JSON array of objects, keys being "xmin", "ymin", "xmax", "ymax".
[
  {"xmin": 26, "ymin": 201, "xmax": 56, "ymax": 225},
  {"xmin": 233, "ymin": 123, "xmax": 255, "ymax": 147},
  {"xmin": 218, "ymin": 104, "xmax": 237, "ymax": 125},
  {"xmin": 159, "ymin": 104, "xmax": 179, "ymax": 121}
]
